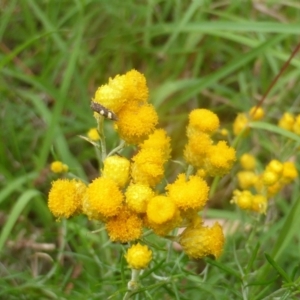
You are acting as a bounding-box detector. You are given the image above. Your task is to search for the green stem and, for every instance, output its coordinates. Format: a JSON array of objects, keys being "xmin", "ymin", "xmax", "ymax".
[
  {"xmin": 107, "ymin": 140, "xmax": 126, "ymax": 157},
  {"xmin": 96, "ymin": 116, "xmax": 107, "ymax": 165}
]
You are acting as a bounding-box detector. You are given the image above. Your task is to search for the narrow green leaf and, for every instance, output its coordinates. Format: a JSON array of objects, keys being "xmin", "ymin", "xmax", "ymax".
[
  {"xmin": 245, "ymin": 242, "xmax": 260, "ymax": 274},
  {"xmin": 249, "ymin": 122, "xmax": 300, "ymax": 144},
  {"xmin": 0, "ymin": 172, "xmax": 37, "ymax": 206},
  {"xmin": 205, "ymin": 257, "xmax": 242, "ymax": 281},
  {"xmin": 265, "ymin": 253, "xmax": 291, "ymax": 284},
  {"xmin": 0, "ymin": 189, "xmax": 40, "ymax": 252}
]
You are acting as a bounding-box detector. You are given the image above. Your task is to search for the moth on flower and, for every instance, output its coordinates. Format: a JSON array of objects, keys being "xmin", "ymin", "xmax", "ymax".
[{"xmin": 90, "ymin": 101, "xmax": 118, "ymax": 121}]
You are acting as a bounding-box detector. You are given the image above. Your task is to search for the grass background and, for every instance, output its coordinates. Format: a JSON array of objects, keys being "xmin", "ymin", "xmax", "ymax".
[{"xmin": 1, "ymin": 0, "xmax": 300, "ymax": 299}]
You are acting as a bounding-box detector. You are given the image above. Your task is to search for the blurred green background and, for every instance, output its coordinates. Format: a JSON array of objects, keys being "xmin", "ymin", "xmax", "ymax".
[{"xmin": 1, "ymin": 1, "xmax": 300, "ymax": 299}]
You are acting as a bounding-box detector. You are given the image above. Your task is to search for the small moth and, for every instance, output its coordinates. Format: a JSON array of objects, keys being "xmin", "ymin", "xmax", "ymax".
[{"xmin": 90, "ymin": 102, "xmax": 118, "ymax": 121}]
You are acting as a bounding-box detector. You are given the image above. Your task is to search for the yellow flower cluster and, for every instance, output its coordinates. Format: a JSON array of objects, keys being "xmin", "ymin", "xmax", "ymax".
[
  {"xmin": 48, "ymin": 70, "xmax": 234, "ymax": 263},
  {"xmin": 184, "ymin": 109, "xmax": 236, "ymax": 177},
  {"xmin": 93, "ymin": 69, "xmax": 158, "ymax": 144},
  {"xmin": 233, "ymin": 106, "xmax": 264, "ymax": 136},
  {"xmin": 178, "ymin": 216, "xmax": 224, "ymax": 259},
  {"xmin": 278, "ymin": 112, "xmax": 300, "ymax": 134},
  {"xmin": 232, "ymin": 153, "xmax": 298, "ymax": 213},
  {"xmin": 50, "ymin": 161, "xmax": 68, "ymax": 173}
]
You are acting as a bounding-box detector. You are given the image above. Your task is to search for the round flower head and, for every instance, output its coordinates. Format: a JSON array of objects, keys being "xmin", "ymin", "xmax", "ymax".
[
  {"xmin": 233, "ymin": 113, "xmax": 249, "ymax": 136},
  {"xmin": 239, "ymin": 153, "xmax": 256, "ymax": 170},
  {"xmin": 249, "ymin": 106, "xmax": 264, "ymax": 121},
  {"xmin": 87, "ymin": 128, "xmax": 100, "ymax": 141},
  {"xmin": 281, "ymin": 161, "xmax": 298, "ymax": 184},
  {"xmin": 262, "ymin": 170, "xmax": 279, "ymax": 186},
  {"xmin": 278, "ymin": 112, "xmax": 295, "ymax": 131},
  {"xmin": 187, "ymin": 109, "xmax": 220, "ymax": 135},
  {"xmin": 94, "ymin": 82, "xmax": 124, "ymax": 114},
  {"xmin": 146, "ymin": 195, "xmax": 177, "ymax": 225},
  {"xmin": 166, "ymin": 174, "xmax": 209, "ymax": 211},
  {"xmin": 184, "ymin": 133, "xmax": 212, "ymax": 168},
  {"xmin": 115, "ymin": 101, "xmax": 158, "ymax": 145},
  {"xmin": 252, "ymin": 194, "xmax": 267, "ymax": 214},
  {"xmin": 266, "ymin": 160, "xmax": 283, "ymax": 176},
  {"xmin": 237, "ymin": 171, "xmax": 257, "ymax": 190},
  {"xmin": 220, "ymin": 128, "xmax": 229, "ymax": 137},
  {"xmin": 144, "ymin": 209, "xmax": 182, "ymax": 236},
  {"xmin": 122, "ymin": 69, "xmax": 149, "ymax": 103},
  {"xmin": 93, "ymin": 70, "xmax": 148, "ymax": 114},
  {"xmin": 85, "ymin": 177, "xmax": 123, "ymax": 218},
  {"xmin": 140, "ymin": 129, "xmax": 171, "ymax": 160},
  {"xmin": 50, "ymin": 161, "xmax": 68, "ymax": 173},
  {"xmin": 125, "ymin": 243, "xmax": 152, "ymax": 270},
  {"xmin": 205, "ymin": 141, "xmax": 236, "ymax": 177},
  {"xmin": 82, "ymin": 193, "xmax": 104, "ymax": 221},
  {"xmin": 131, "ymin": 148, "xmax": 166, "ymax": 187},
  {"xmin": 102, "ymin": 155, "xmax": 130, "ymax": 188},
  {"xmin": 106, "ymin": 206, "xmax": 143, "ymax": 243},
  {"xmin": 125, "ymin": 183, "xmax": 155, "ymax": 213},
  {"xmin": 231, "ymin": 190, "xmax": 253, "ymax": 211},
  {"xmin": 178, "ymin": 221, "xmax": 224, "ymax": 259},
  {"xmin": 48, "ymin": 179, "xmax": 86, "ymax": 219}
]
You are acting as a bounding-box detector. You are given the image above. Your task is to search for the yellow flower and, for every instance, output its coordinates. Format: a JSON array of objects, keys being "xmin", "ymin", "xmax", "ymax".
[
  {"xmin": 205, "ymin": 141, "xmax": 236, "ymax": 176},
  {"xmin": 146, "ymin": 196, "xmax": 177, "ymax": 225},
  {"xmin": 115, "ymin": 101, "xmax": 158, "ymax": 144},
  {"xmin": 93, "ymin": 69, "xmax": 148, "ymax": 114},
  {"xmin": 131, "ymin": 148, "xmax": 166, "ymax": 187},
  {"xmin": 249, "ymin": 106, "xmax": 264, "ymax": 121},
  {"xmin": 231, "ymin": 190, "xmax": 267, "ymax": 214},
  {"xmin": 278, "ymin": 112, "xmax": 294, "ymax": 131},
  {"xmin": 166, "ymin": 174, "xmax": 209, "ymax": 211},
  {"xmin": 281, "ymin": 161, "xmax": 298, "ymax": 184},
  {"xmin": 262, "ymin": 170, "xmax": 279, "ymax": 186},
  {"xmin": 183, "ymin": 133, "xmax": 212, "ymax": 168},
  {"xmin": 267, "ymin": 181, "xmax": 283, "ymax": 197},
  {"xmin": 85, "ymin": 177, "xmax": 123, "ymax": 218},
  {"xmin": 87, "ymin": 128, "xmax": 100, "ymax": 141},
  {"xmin": 82, "ymin": 193, "xmax": 103, "ymax": 221},
  {"xmin": 123, "ymin": 69, "xmax": 149, "ymax": 103},
  {"xmin": 125, "ymin": 183, "xmax": 155, "ymax": 213},
  {"xmin": 266, "ymin": 160, "xmax": 283, "ymax": 176},
  {"xmin": 139, "ymin": 129, "xmax": 171, "ymax": 160},
  {"xmin": 187, "ymin": 109, "xmax": 220, "ymax": 135},
  {"xmin": 106, "ymin": 206, "xmax": 143, "ymax": 243},
  {"xmin": 237, "ymin": 171, "xmax": 257, "ymax": 190},
  {"xmin": 293, "ymin": 114, "xmax": 300, "ymax": 134},
  {"xmin": 125, "ymin": 243, "xmax": 152, "ymax": 269},
  {"xmin": 252, "ymin": 194, "xmax": 268, "ymax": 214},
  {"xmin": 178, "ymin": 220, "xmax": 224, "ymax": 259},
  {"xmin": 102, "ymin": 155, "xmax": 130, "ymax": 188},
  {"xmin": 239, "ymin": 153, "xmax": 256, "ymax": 170},
  {"xmin": 196, "ymin": 168, "xmax": 207, "ymax": 178},
  {"xmin": 220, "ymin": 128, "xmax": 229, "ymax": 137},
  {"xmin": 48, "ymin": 179, "xmax": 86, "ymax": 219},
  {"xmin": 50, "ymin": 161, "xmax": 68, "ymax": 173},
  {"xmin": 233, "ymin": 113, "xmax": 249, "ymax": 136},
  {"xmin": 231, "ymin": 189, "xmax": 252, "ymax": 210},
  {"xmin": 144, "ymin": 210, "xmax": 182, "ymax": 236}
]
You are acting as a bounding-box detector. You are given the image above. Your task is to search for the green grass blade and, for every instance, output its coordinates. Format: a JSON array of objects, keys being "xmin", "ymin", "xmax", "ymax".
[
  {"xmin": 249, "ymin": 121, "xmax": 300, "ymax": 144},
  {"xmin": 0, "ymin": 189, "xmax": 40, "ymax": 252},
  {"xmin": 0, "ymin": 172, "xmax": 37, "ymax": 206},
  {"xmin": 264, "ymin": 253, "xmax": 292, "ymax": 284}
]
